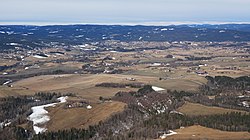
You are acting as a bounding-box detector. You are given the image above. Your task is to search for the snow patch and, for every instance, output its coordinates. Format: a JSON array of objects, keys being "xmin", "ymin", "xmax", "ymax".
[
  {"xmin": 6, "ymin": 31, "xmax": 14, "ymax": 35},
  {"xmin": 79, "ymin": 44, "xmax": 89, "ymax": 48},
  {"xmin": 160, "ymin": 130, "xmax": 177, "ymax": 139},
  {"xmin": 33, "ymin": 126, "xmax": 46, "ymax": 134},
  {"xmin": 58, "ymin": 96, "xmax": 68, "ymax": 103},
  {"xmin": 49, "ymin": 31, "xmax": 59, "ymax": 34},
  {"xmin": 238, "ymin": 95, "xmax": 245, "ymax": 98},
  {"xmin": 33, "ymin": 55, "xmax": 48, "ymax": 59},
  {"xmin": 151, "ymin": 63, "xmax": 162, "ymax": 66},
  {"xmin": 87, "ymin": 105, "xmax": 92, "ymax": 109},
  {"xmin": 242, "ymin": 101, "xmax": 249, "ymax": 108},
  {"xmin": 170, "ymin": 110, "xmax": 184, "ymax": 115},
  {"xmin": 28, "ymin": 96, "xmax": 68, "ymax": 134},
  {"xmin": 7, "ymin": 43, "xmax": 20, "ymax": 46},
  {"xmin": 152, "ymin": 86, "xmax": 165, "ymax": 91},
  {"xmin": 75, "ymin": 35, "xmax": 84, "ymax": 38},
  {"xmin": 3, "ymin": 80, "xmax": 12, "ymax": 85},
  {"xmin": 161, "ymin": 28, "xmax": 168, "ymax": 31},
  {"xmin": 156, "ymin": 106, "xmax": 167, "ymax": 114}
]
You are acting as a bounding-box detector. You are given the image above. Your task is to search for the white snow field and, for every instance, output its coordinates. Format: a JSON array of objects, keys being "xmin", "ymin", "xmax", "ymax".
[
  {"xmin": 160, "ymin": 130, "xmax": 177, "ymax": 139},
  {"xmin": 28, "ymin": 96, "xmax": 68, "ymax": 134},
  {"xmin": 33, "ymin": 55, "xmax": 48, "ymax": 59},
  {"xmin": 152, "ymin": 86, "xmax": 165, "ymax": 92}
]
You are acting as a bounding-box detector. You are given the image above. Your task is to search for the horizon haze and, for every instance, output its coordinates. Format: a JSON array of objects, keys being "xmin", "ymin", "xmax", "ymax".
[{"xmin": 1, "ymin": 0, "xmax": 250, "ymax": 25}]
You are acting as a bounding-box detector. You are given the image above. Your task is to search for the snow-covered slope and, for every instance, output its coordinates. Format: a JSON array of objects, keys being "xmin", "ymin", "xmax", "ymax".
[{"xmin": 28, "ymin": 96, "xmax": 68, "ymax": 134}]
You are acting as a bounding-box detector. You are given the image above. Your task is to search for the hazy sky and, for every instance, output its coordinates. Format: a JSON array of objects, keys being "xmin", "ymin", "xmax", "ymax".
[{"xmin": 1, "ymin": 0, "xmax": 250, "ymax": 25}]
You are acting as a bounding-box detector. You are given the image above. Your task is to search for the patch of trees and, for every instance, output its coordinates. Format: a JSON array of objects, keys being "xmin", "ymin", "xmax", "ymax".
[
  {"xmin": 96, "ymin": 82, "xmax": 144, "ymax": 88},
  {"xmin": 99, "ymin": 96, "xmax": 112, "ymax": 102},
  {"xmin": 185, "ymin": 56, "xmax": 212, "ymax": 61},
  {"xmin": 0, "ymin": 126, "xmax": 32, "ymax": 140},
  {"xmin": 137, "ymin": 85, "xmax": 155, "ymax": 96},
  {"xmin": 83, "ymin": 67, "xmax": 105, "ymax": 74},
  {"xmin": 142, "ymin": 112, "xmax": 192, "ymax": 135},
  {"xmin": 168, "ymin": 90, "xmax": 195, "ymax": 101},
  {"xmin": 32, "ymin": 127, "xmax": 96, "ymax": 140},
  {"xmin": 0, "ymin": 62, "xmax": 20, "ymax": 72},
  {"xmin": 34, "ymin": 92, "xmax": 61, "ymax": 101},
  {"xmin": 0, "ymin": 65, "xmax": 9, "ymax": 72},
  {"xmin": 205, "ymin": 76, "xmax": 250, "ymax": 91},
  {"xmin": 0, "ymin": 96, "xmax": 34, "ymax": 122},
  {"xmin": 114, "ymin": 47, "xmax": 135, "ymax": 52},
  {"xmin": 49, "ymin": 51, "xmax": 65, "ymax": 55},
  {"xmin": 189, "ymin": 94, "xmax": 250, "ymax": 113},
  {"xmin": 108, "ymin": 69, "xmax": 124, "ymax": 74},
  {"xmin": 113, "ymin": 85, "xmax": 156, "ymax": 99},
  {"xmin": 83, "ymin": 63, "xmax": 125, "ymax": 74},
  {"xmin": 113, "ymin": 86, "xmax": 179, "ymax": 116},
  {"xmin": 35, "ymin": 54, "xmax": 48, "ymax": 58},
  {"xmin": 34, "ymin": 92, "xmax": 75, "ymax": 101},
  {"xmin": 143, "ymin": 112, "xmax": 250, "ymax": 135},
  {"xmin": 193, "ymin": 76, "xmax": 250, "ymax": 111},
  {"xmin": 114, "ymin": 46, "xmax": 168, "ymax": 52},
  {"xmin": 113, "ymin": 85, "xmax": 155, "ymax": 98},
  {"xmin": 165, "ymin": 54, "xmax": 174, "ymax": 58},
  {"xmin": 195, "ymin": 112, "xmax": 250, "ymax": 132},
  {"xmin": 0, "ymin": 68, "xmax": 77, "ymax": 83}
]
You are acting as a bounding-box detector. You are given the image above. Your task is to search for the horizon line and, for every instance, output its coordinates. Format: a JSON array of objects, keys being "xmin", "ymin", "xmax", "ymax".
[{"xmin": 1, "ymin": 21, "xmax": 250, "ymax": 26}]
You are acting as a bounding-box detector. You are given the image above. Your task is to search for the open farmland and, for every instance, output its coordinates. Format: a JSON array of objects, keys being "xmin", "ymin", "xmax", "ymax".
[
  {"xmin": 164, "ymin": 125, "xmax": 250, "ymax": 140},
  {"xmin": 10, "ymin": 74, "xmax": 157, "ymax": 101},
  {"xmin": 177, "ymin": 102, "xmax": 248, "ymax": 116},
  {"xmin": 47, "ymin": 101, "xmax": 126, "ymax": 131}
]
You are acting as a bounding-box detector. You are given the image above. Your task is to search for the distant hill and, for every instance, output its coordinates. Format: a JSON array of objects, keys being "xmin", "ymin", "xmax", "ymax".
[
  {"xmin": 187, "ymin": 24, "xmax": 250, "ymax": 32},
  {"xmin": 1, "ymin": 24, "xmax": 250, "ymax": 50}
]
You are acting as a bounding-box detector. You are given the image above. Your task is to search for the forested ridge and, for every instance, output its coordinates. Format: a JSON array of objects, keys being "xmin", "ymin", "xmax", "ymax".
[
  {"xmin": 0, "ymin": 92, "xmax": 74, "ymax": 140},
  {"xmin": 12, "ymin": 110, "xmax": 250, "ymax": 140}
]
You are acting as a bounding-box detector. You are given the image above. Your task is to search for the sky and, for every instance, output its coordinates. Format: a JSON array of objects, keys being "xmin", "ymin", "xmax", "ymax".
[{"xmin": 0, "ymin": 0, "xmax": 250, "ymax": 25}]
